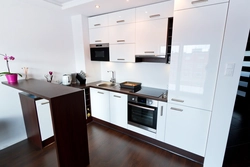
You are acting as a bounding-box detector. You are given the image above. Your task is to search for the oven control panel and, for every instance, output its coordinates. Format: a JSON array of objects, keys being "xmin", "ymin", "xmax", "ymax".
[{"xmin": 128, "ymin": 95, "xmax": 158, "ymax": 107}]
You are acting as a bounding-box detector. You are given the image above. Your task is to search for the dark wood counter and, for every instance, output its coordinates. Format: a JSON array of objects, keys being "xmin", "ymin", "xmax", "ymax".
[{"xmin": 2, "ymin": 79, "xmax": 89, "ymax": 167}]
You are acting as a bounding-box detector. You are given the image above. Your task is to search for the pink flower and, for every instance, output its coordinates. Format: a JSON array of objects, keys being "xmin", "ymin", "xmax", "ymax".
[
  {"xmin": 49, "ymin": 71, "xmax": 53, "ymax": 75},
  {"xmin": 4, "ymin": 56, "xmax": 8, "ymax": 60},
  {"xmin": 9, "ymin": 56, "xmax": 15, "ymax": 60}
]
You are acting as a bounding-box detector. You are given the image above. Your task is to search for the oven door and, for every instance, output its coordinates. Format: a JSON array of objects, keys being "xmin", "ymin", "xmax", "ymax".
[{"xmin": 128, "ymin": 102, "xmax": 157, "ymax": 133}]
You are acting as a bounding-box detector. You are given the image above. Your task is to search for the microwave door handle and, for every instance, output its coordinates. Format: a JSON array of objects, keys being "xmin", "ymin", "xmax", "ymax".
[{"xmin": 128, "ymin": 103, "xmax": 155, "ymax": 111}]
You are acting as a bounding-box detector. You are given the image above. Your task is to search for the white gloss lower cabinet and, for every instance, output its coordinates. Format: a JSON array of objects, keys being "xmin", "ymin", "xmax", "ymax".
[
  {"xmin": 165, "ymin": 103, "xmax": 211, "ymax": 156},
  {"xmin": 90, "ymin": 88, "xmax": 110, "ymax": 122},
  {"xmin": 110, "ymin": 92, "xmax": 127, "ymax": 129},
  {"xmin": 156, "ymin": 101, "xmax": 167, "ymax": 142},
  {"xmin": 36, "ymin": 99, "xmax": 54, "ymax": 141}
]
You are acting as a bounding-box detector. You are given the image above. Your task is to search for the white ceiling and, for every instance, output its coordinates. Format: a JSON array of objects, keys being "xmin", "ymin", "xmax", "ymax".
[{"xmin": 43, "ymin": 0, "xmax": 169, "ymax": 16}]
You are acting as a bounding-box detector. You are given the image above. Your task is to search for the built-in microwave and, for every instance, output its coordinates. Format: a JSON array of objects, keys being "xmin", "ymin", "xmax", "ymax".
[{"xmin": 90, "ymin": 43, "xmax": 109, "ymax": 61}]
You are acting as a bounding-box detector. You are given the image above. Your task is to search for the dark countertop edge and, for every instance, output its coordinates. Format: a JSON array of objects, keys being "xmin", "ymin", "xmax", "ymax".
[{"xmin": 69, "ymin": 81, "xmax": 168, "ymax": 102}]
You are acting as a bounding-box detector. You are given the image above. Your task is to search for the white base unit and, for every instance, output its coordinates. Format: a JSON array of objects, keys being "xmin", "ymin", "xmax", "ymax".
[
  {"xmin": 165, "ymin": 103, "xmax": 211, "ymax": 156},
  {"xmin": 127, "ymin": 124, "xmax": 156, "ymax": 139},
  {"xmin": 36, "ymin": 99, "xmax": 54, "ymax": 141},
  {"xmin": 156, "ymin": 101, "xmax": 167, "ymax": 142}
]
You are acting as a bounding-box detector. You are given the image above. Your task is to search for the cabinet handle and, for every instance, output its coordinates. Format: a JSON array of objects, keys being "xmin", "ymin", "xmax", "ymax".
[
  {"xmin": 117, "ymin": 58, "xmax": 125, "ymax": 61},
  {"xmin": 117, "ymin": 40, "xmax": 125, "ymax": 42},
  {"xmin": 170, "ymin": 107, "xmax": 183, "ymax": 112},
  {"xmin": 95, "ymin": 40, "xmax": 102, "ymax": 42},
  {"xmin": 41, "ymin": 101, "xmax": 49, "ymax": 105},
  {"xmin": 94, "ymin": 24, "xmax": 101, "ymax": 26},
  {"xmin": 171, "ymin": 98, "xmax": 184, "ymax": 103},
  {"xmin": 116, "ymin": 20, "xmax": 125, "ymax": 23},
  {"xmin": 149, "ymin": 14, "xmax": 160, "ymax": 18},
  {"xmin": 145, "ymin": 51, "xmax": 154, "ymax": 53},
  {"xmin": 98, "ymin": 91, "xmax": 104, "ymax": 94},
  {"xmin": 114, "ymin": 95, "xmax": 121, "ymax": 98},
  {"xmin": 161, "ymin": 106, "xmax": 163, "ymax": 116},
  {"xmin": 128, "ymin": 103, "xmax": 155, "ymax": 111},
  {"xmin": 191, "ymin": 0, "xmax": 208, "ymax": 4}
]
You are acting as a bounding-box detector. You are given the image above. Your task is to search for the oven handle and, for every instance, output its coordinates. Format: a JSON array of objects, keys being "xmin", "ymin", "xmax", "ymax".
[{"xmin": 128, "ymin": 103, "xmax": 155, "ymax": 111}]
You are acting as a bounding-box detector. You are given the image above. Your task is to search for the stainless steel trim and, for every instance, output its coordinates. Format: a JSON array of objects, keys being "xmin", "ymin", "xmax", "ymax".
[
  {"xmin": 170, "ymin": 107, "xmax": 183, "ymax": 112},
  {"xmin": 97, "ymin": 91, "xmax": 104, "ymax": 94},
  {"xmin": 90, "ymin": 43, "xmax": 109, "ymax": 48},
  {"xmin": 128, "ymin": 103, "xmax": 155, "ymax": 111},
  {"xmin": 144, "ymin": 51, "xmax": 154, "ymax": 53},
  {"xmin": 94, "ymin": 24, "xmax": 101, "ymax": 26},
  {"xmin": 117, "ymin": 20, "xmax": 125, "ymax": 23},
  {"xmin": 114, "ymin": 95, "xmax": 121, "ymax": 98},
  {"xmin": 128, "ymin": 121, "xmax": 156, "ymax": 133},
  {"xmin": 149, "ymin": 14, "xmax": 160, "ymax": 18},
  {"xmin": 161, "ymin": 106, "xmax": 163, "ymax": 116},
  {"xmin": 117, "ymin": 40, "xmax": 125, "ymax": 42},
  {"xmin": 191, "ymin": 0, "xmax": 208, "ymax": 4},
  {"xmin": 117, "ymin": 58, "xmax": 125, "ymax": 61},
  {"xmin": 41, "ymin": 102, "xmax": 49, "ymax": 105},
  {"xmin": 171, "ymin": 98, "xmax": 184, "ymax": 103},
  {"xmin": 95, "ymin": 40, "xmax": 102, "ymax": 42}
]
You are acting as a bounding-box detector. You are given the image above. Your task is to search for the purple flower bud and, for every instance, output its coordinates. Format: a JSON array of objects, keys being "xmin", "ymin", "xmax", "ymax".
[
  {"xmin": 49, "ymin": 71, "xmax": 53, "ymax": 75},
  {"xmin": 9, "ymin": 56, "xmax": 15, "ymax": 60},
  {"xmin": 4, "ymin": 56, "xmax": 8, "ymax": 60}
]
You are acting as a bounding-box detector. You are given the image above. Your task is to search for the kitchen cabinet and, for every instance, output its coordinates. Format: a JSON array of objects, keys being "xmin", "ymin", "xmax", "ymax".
[
  {"xmin": 110, "ymin": 44, "xmax": 135, "ymax": 62},
  {"xmin": 110, "ymin": 92, "xmax": 128, "ymax": 129},
  {"xmin": 89, "ymin": 27, "xmax": 109, "ymax": 44},
  {"xmin": 108, "ymin": 8, "xmax": 135, "ymax": 26},
  {"xmin": 90, "ymin": 88, "xmax": 110, "ymax": 122},
  {"xmin": 136, "ymin": 1, "xmax": 174, "ymax": 22},
  {"xmin": 88, "ymin": 15, "xmax": 108, "ymax": 28},
  {"xmin": 109, "ymin": 23, "xmax": 135, "ymax": 44},
  {"xmin": 156, "ymin": 101, "xmax": 167, "ymax": 142},
  {"xmin": 165, "ymin": 103, "xmax": 211, "ymax": 156},
  {"xmin": 174, "ymin": 0, "xmax": 229, "ymax": 11},
  {"xmin": 168, "ymin": 3, "xmax": 228, "ymax": 110},
  {"xmin": 36, "ymin": 99, "xmax": 54, "ymax": 141},
  {"xmin": 135, "ymin": 19, "xmax": 167, "ymax": 56}
]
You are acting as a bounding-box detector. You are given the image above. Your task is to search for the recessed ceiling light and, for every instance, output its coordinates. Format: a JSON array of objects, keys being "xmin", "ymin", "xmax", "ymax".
[{"xmin": 95, "ymin": 5, "xmax": 100, "ymax": 8}]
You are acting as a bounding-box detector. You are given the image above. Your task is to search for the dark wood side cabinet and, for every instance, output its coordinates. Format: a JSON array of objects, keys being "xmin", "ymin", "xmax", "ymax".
[{"xmin": 2, "ymin": 79, "xmax": 90, "ymax": 167}]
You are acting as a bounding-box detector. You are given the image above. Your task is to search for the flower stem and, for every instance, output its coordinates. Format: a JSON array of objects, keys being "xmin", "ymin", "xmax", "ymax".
[{"xmin": 6, "ymin": 59, "xmax": 10, "ymax": 73}]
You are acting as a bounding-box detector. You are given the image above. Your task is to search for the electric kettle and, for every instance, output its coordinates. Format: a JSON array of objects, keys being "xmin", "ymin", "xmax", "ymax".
[{"xmin": 62, "ymin": 74, "xmax": 72, "ymax": 85}]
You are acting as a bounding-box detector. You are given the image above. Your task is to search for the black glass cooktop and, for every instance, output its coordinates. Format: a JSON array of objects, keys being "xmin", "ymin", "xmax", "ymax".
[{"xmin": 133, "ymin": 86, "xmax": 167, "ymax": 98}]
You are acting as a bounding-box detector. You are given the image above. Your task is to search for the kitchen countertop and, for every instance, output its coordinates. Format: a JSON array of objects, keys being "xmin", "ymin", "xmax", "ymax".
[{"xmin": 69, "ymin": 81, "xmax": 168, "ymax": 102}]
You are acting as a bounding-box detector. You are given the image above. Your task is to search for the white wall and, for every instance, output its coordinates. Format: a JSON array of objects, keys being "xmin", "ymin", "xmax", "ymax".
[
  {"xmin": 204, "ymin": 0, "xmax": 250, "ymax": 166},
  {"xmin": 0, "ymin": 0, "xmax": 76, "ymax": 149},
  {"xmin": 100, "ymin": 62, "xmax": 170, "ymax": 89}
]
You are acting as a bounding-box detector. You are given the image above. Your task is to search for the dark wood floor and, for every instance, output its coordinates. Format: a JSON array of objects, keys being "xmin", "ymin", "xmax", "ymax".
[
  {"xmin": 223, "ymin": 101, "xmax": 250, "ymax": 167},
  {"xmin": 0, "ymin": 122, "xmax": 202, "ymax": 167}
]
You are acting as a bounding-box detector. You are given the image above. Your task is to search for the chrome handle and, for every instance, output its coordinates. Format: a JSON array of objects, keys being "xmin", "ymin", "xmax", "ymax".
[
  {"xmin": 117, "ymin": 20, "xmax": 125, "ymax": 23},
  {"xmin": 95, "ymin": 40, "xmax": 102, "ymax": 42},
  {"xmin": 128, "ymin": 103, "xmax": 155, "ymax": 111},
  {"xmin": 98, "ymin": 91, "xmax": 104, "ymax": 94},
  {"xmin": 170, "ymin": 107, "xmax": 183, "ymax": 112},
  {"xmin": 145, "ymin": 51, "xmax": 154, "ymax": 53},
  {"xmin": 94, "ymin": 24, "xmax": 101, "ymax": 26},
  {"xmin": 149, "ymin": 14, "xmax": 160, "ymax": 18},
  {"xmin": 41, "ymin": 101, "xmax": 49, "ymax": 105},
  {"xmin": 117, "ymin": 58, "xmax": 125, "ymax": 61},
  {"xmin": 114, "ymin": 95, "xmax": 121, "ymax": 98},
  {"xmin": 161, "ymin": 106, "xmax": 163, "ymax": 116},
  {"xmin": 117, "ymin": 40, "xmax": 125, "ymax": 42},
  {"xmin": 191, "ymin": 0, "xmax": 208, "ymax": 4},
  {"xmin": 171, "ymin": 98, "xmax": 184, "ymax": 103}
]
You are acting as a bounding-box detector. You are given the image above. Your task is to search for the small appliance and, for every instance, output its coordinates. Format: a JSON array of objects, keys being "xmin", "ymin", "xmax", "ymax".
[{"xmin": 62, "ymin": 74, "xmax": 72, "ymax": 85}]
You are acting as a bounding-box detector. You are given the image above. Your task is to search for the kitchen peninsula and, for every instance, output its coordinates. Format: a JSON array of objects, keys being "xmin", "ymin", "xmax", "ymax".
[{"xmin": 1, "ymin": 79, "xmax": 89, "ymax": 167}]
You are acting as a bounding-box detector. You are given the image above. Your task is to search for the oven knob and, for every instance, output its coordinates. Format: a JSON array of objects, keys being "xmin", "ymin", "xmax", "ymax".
[{"xmin": 147, "ymin": 100, "xmax": 153, "ymax": 105}]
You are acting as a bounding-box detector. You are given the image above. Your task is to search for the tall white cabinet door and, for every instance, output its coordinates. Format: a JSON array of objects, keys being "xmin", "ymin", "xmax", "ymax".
[
  {"xmin": 165, "ymin": 103, "xmax": 211, "ymax": 156},
  {"xmin": 135, "ymin": 19, "xmax": 167, "ymax": 56},
  {"xmin": 90, "ymin": 88, "xmax": 110, "ymax": 122},
  {"xmin": 110, "ymin": 44, "xmax": 135, "ymax": 62},
  {"xmin": 36, "ymin": 99, "xmax": 54, "ymax": 141},
  {"xmin": 89, "ymin": 27, "xmax": 109, "ymax": 44},
  {"xmin": 174, "ymin": 0, "xmax": 229, "ymax": 11},
  {"xmin": 156, "ymin": 101, "xmax": 167, "ymax": 142},
  {"xmin": 110, "ymin": 92, "xmax": 128, "ymax": 129},
  {"xmin": 168, "ymin": 3, "xmax": 228, "ymax": 110}
]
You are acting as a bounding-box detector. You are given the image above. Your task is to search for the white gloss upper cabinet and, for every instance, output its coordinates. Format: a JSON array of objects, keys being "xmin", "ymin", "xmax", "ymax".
[
  {"xmin": 89, "ymin": 27, "xmax": 109, "ymax": 44},
  {"xmin": 136, "ymin": 1, "xmax": 174, "ymax": 22},
  {"xmin": 36, "ymin": 99, "xmax": 54, "ymax": 141},
  {"xmin": 135, "ymin": 19, "xmax": 167, "ymax": 56},
  {"xmin": 174, "ymin": 0, "xmax": 229, "ymax": 11},
  {"xmin": 168, "ymin": 3, "xmax": 228, "ymax": 110},
  {"xmin": 89, "ymin": 15, "xmax": 108, "ymax": 28},
  {"xmin": 110, "ymin": 92, "xmax": 128, "ymax": 129},
  {"xmin": 110, "ymin": 44, "xmax": 135, "ymax": 62},
  {"xmin": 165, "ymin": 103, "xmax": 211, "ymax": 156},
  {"xmin": 109, "ymin": 8, "xmax": 135, "ymax": 26},
  {"xmin": 109, "ymin": 23, "xmax": 135, "ymax": 44}
]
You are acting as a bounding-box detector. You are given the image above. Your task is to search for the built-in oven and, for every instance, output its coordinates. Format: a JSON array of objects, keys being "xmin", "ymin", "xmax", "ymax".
[
  {"xmin": 90, "ymin": 43, "xmax": 109, "ymax": 61},
  {"xmin": 128, "ymin": 95, "xmax": 158, "ymax": 133}
]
